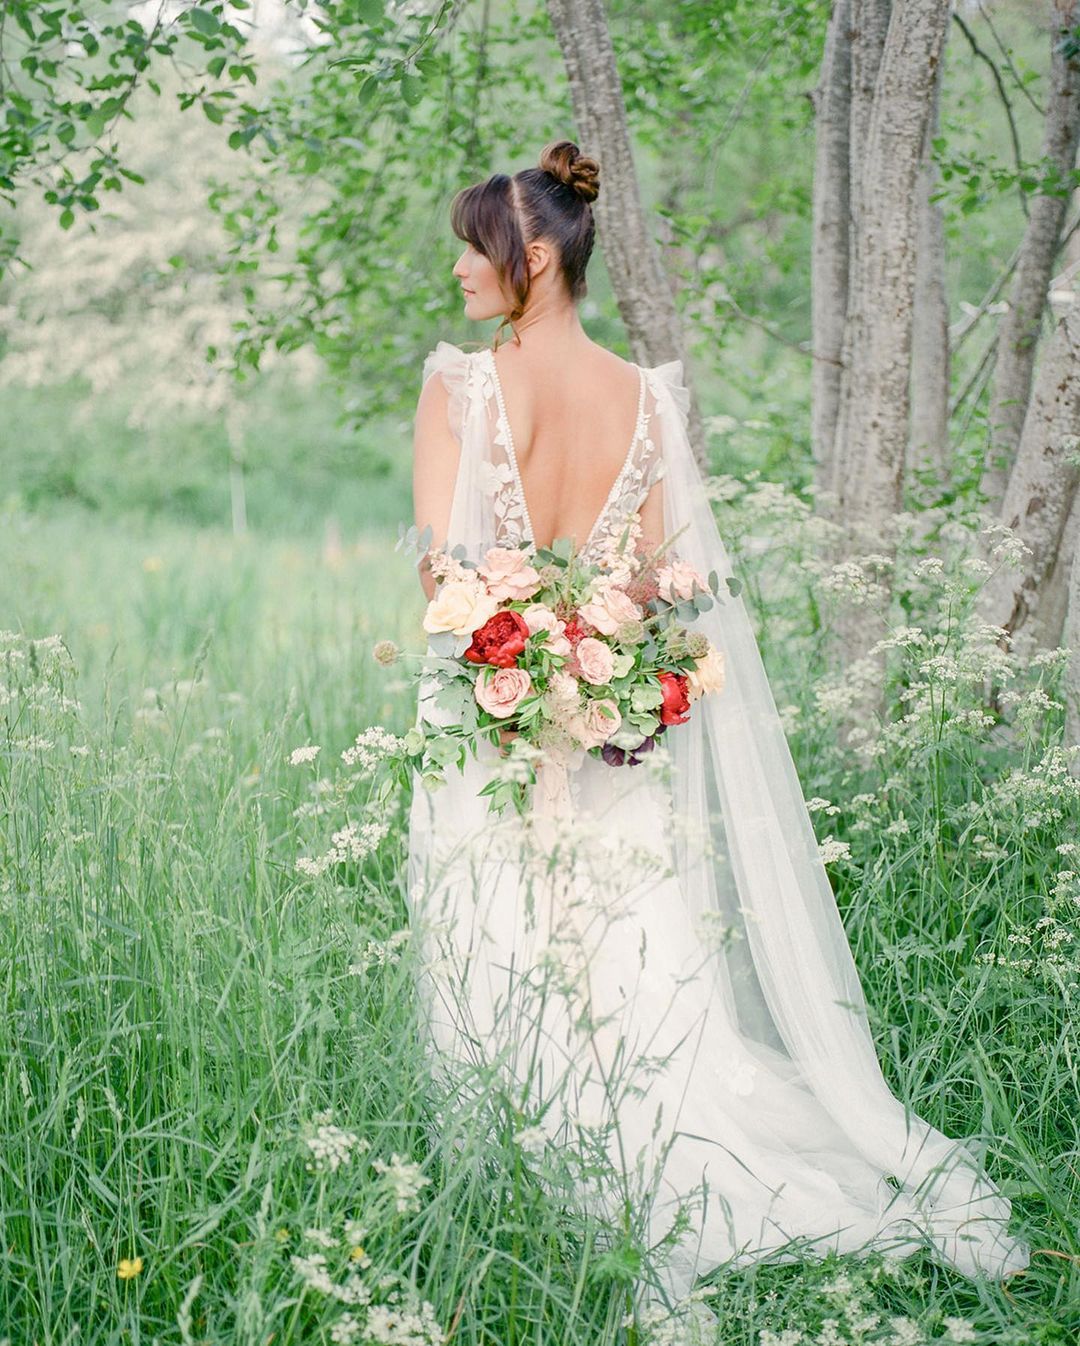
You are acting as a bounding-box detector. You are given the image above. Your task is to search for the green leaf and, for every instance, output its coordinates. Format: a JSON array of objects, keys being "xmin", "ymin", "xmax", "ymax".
[
  {"xmin": 189, "ymin": 8, "xmax": 220, "ymax": 35},
  {"xmin": 399, "ymin": 71, "xmax": 424, "ymax": 106},
  {"xmin": 725, "ymin": 575, "xmax": 743, "ymax": 597}
]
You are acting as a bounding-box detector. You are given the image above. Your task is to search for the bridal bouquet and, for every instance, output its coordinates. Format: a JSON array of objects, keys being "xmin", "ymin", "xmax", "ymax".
[{"xmin": 392, "ymin": 516, "xmax": 727, "ymax": 815}]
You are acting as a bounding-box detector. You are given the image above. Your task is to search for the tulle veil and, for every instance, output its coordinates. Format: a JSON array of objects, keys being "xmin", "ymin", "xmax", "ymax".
[{"xmin": 407, "ymin": 338, "xmax": 1031, "ymax": 1297}]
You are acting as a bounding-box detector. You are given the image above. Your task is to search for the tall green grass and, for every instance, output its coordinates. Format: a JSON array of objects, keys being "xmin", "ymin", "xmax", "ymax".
[{"xmin": 1, "ymin": 497, "xmax": 1077, "ymax": 1345}]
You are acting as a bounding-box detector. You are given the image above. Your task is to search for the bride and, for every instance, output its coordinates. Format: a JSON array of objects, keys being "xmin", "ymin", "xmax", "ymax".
[{"xmin": 406, "ymin": 138, "xmax": 1030, "ymax": 1315}]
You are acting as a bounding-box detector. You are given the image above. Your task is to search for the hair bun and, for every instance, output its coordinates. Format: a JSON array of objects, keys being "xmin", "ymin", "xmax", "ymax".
[{"xmin": 538, "ymin": 139, "xmax": 600, "ymax": 204}]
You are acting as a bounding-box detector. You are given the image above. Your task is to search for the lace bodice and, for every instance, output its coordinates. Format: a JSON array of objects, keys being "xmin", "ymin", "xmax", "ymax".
[{"xmin": 422, "ymin": 342, "xmax": 666, "ymax": 565}]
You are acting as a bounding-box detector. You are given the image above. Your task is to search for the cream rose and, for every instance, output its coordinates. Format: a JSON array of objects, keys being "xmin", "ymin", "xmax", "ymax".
[
  {"xmin": 474, "ymin": 666, "xmax": 533, "ymax": 718},
  {"xmin": 578, "ymin": 582, "xmax": 641, "ymax": 636},
  {"xmin": 568, "ymin": 697, "xmax": 622, "ymax": 749},
  {"xmin": 575, "ymin": 637, "xmax": 615, "ymax": 686},
  {"xmin": 686, "ymin": 644, "xmax": 726, "ymax": 701},
  {"xmin": 657, "ymin": 559, "xmax": 707, "ymax": 602},
  {"xmin": 479, "ymin": 546, "xmax": 542, "ymax": 601},
  {"xmin": 423, "ymin": 579, "xmax": 500, "ymax": 637}
]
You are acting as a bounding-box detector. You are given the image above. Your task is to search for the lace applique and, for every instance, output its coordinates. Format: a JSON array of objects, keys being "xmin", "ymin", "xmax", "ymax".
[
  {"xmin": 477, "ymin": 350, "xmax": 531, "ymax": 549},
  {"xmin": 579, "ymin": 370, "xmax": 666, "ymax": 566}
]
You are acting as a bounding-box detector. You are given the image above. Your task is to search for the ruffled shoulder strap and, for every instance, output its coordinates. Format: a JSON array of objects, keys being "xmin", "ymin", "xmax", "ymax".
[
  {"xmin": 421, "ymin": 341, "xmax": 475, "ymax": 444},
  {"xmin": 643, "ymin": 357, "xmax": 690, "ymax": 422}
]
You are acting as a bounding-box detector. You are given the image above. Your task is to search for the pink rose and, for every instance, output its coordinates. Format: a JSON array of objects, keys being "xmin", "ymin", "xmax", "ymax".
[
  {"xmin": 474, "ymin": 666, "xmax": 533, "ymax": 718},
  {"xmin": 522, "ymin": 603, "xmax": 572, "ymax": 657},
  {"xmin": 575, "ymin": 636, "xmax": 615, "ymax": 686},
  {"xmin": 479, "ymin": 546, "xmax": 542, "ymax": 601},
  {"xmin": 656, "ymin": 560, "xmax": 707, "ymax": 603},
  {"xmin": 568, "ymin": 697, "xmax": 622, "ymax": 749},
  {"xmin": 578, "ymin": 582, "xmax": 641, "ymax": 636}
]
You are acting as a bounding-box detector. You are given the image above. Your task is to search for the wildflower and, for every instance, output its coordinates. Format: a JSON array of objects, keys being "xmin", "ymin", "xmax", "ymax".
[
  {"xmin": 818, "ymin": 837, "xmax": 851, "ymax": 864},
  {"xmin": 886, "ymin": 1317, "xmax": 923, "ymax": 1346},
  {"xmin": 364, "ymin": 1293, "xmax": 446, "ymax": 1345},
  {"xmin": 942, "ymin": 1318, "xmax": 977, "ymax": 1344},
  {"xmin": 303, "ymin": 1118, "xmax": 369, "ymax": 1174},
  {"xmin": 372, "ymin": 1153, "xmax": 431, "ymax": 1214},
  {"xmin": 117, "ymin": 1256, "xmax": 144, "ymax": 1280},
  {"xmin": 349, "ymin": 929, "xmax": 410, "ymax": 975},
  {"xmin": 289, "ymin": 744, "xmax": 321, "ymax": 765},
  {"xmin": 296, "ymin": 817, "xmax": 391, "ymax": 876},
  {"xmin": 331, "ymin": 1313, "xmax": 363, "ymax": 1344},
  {"xmin": 342, "ymin": 726, "xmax": 406, "ymax": 771},
  {"xmin": 373, "ymin": 640, "xmax": 400, "ymax": 666},
  {"xmin": 513, "ymin": 1125, "xmax": 547, "ymax": 1156}
]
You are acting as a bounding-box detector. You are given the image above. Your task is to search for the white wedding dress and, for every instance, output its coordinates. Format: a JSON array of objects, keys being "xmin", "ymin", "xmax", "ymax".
[{"xmin": 406, "ymin": 340, "xmax": 1031, "ymax": 1309}]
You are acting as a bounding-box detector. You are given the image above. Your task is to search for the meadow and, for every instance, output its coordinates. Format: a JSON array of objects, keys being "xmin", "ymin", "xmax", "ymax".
[{"xmin": 2, "ymin": 476, "xmax": 1078, "ymax": 1345}]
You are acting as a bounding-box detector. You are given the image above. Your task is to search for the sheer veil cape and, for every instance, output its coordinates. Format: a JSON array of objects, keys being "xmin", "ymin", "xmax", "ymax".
[{"xmin": 409, "ymin": 338, "xmax": 1031, "ymax": 1291}]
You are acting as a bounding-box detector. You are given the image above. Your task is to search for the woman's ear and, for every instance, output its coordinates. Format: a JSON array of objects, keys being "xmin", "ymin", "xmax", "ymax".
[{"xmin": 526, "ymin": 239, "xmax": 554, "ymax": 280}]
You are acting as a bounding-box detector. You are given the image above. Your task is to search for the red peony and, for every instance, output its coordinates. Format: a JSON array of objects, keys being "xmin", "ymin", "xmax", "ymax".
[
  {"xmin": 657, "ymin": 670, "xmax": 691, "ymax": 725},
  {"xmin": 464, "ymin": 609, "xmax": 530, "ymax": 667}
]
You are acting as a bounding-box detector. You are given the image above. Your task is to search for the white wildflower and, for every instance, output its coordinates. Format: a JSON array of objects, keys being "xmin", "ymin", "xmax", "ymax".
[
  {"xmin": 818, "ymin": 837, "xmax": 851, "ymax": 864},
  {"xmin": 289, "ymin": 744, "xmax": 321, "ymax": 765},
  {"xmin": 342, "ymin": 726, "xmax": 406, "ymax": 771},
  {"xmin": 513, "ymin": 1126, "xmax": 547, "ymax": 1156},
  {"xmin": 372, "ymin": 1153, "xmax": 431, "ymax": 1214},
  {"xmin": 303, "ymin": 1119, "xmax": 369, "ymax": 1174}
]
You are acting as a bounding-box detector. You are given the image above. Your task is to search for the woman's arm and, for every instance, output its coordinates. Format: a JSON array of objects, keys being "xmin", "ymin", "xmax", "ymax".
[{"xmin": 412, "ymin": 372, "xmax": 462, "ymax": 602}]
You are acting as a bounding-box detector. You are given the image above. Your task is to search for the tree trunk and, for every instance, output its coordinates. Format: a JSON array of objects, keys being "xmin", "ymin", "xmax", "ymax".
[
  {"xmin": 1032, "ymin": 492, "xmax": 1078, "ymax": 650},
  {"xmin": 545, "ymin": 0, "xmax": 707, "ymax": 469},
  {"xmin": 980, "ymin": 0, "xmax": 1080, "ymax": 511},
  {"xmin": 979, "ymin": 299, "xmax": 1080, "ymax": 650},
  {"xmin": 831, "ymin": 0, "xmax": 951, "ymax": 553},
  {"xmin": 1064, "ymin": 521, "xmax": 1080, "ymax": 775},
  {"xmin": 908, "ymin": 58, "xmax": 950, "ymax": 490},
  {"xmin": 810, "ymin": 0, "xmax": 853, "ymax": 519}
]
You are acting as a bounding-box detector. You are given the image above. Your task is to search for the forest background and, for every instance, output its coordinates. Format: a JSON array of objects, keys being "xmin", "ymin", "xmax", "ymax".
[{"xmin": 1, "ymin": 1, "xmax": 1079, "ymax": 1344}]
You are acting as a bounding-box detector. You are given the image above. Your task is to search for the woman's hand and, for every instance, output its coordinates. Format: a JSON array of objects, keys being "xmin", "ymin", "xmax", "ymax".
[{"xmin": 497, "ymin": 726, "xmax": 519, "ymax": 758}]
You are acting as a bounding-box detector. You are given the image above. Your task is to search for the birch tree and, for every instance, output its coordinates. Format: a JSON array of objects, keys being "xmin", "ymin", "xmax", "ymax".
[
  {"xmin": 978, "ymin": 298, "xmax": 1080, "ymax": 652},
  {"xmin": 829, "ymin": 0, "xmax": 952, "ymax": 554},
  {"xmin": 544, "ymin": 0, "xmax": 707, "ymax": 469},
  {"xmin": 979, "ymin": 0, "xmax": 1080, "ymax": 513}
]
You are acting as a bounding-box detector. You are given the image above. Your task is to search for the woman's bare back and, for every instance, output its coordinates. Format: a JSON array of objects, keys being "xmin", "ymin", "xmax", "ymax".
[{"xmin": 489, "ymin": 341, "xmax": 643, "ymax": 553}]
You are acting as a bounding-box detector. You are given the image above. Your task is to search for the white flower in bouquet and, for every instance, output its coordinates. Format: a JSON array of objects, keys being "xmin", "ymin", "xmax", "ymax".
[{"xmin": 422, "ymin": 578, "xmax": 499, "ymax": 637}]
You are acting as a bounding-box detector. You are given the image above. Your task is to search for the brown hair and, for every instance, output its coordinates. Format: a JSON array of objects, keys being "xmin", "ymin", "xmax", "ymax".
[{"xmin": 450, "ymin": 138, "xmax": 601, "ymax": 348}]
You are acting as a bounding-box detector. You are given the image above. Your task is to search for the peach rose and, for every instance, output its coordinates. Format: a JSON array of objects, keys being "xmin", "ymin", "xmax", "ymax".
[
  {"xmin": 423, "ymin": 579, "xmax": 500, "ymax": 637},
  {"xmin": 686, "ymin": 644, "xmax": 726, "ymax": 701},
  {"xmin": 578, "ymin": 582, "xmax": 641, "ymax": 636},
  {"xmin": 474, "ymin": 666, "xmax": 533, "ymax": 718},
  {"xmin": 656, "ymin": 559, "xmax": 707, "ymax": 602},
  {"xmin": 479, "ymin": 546, "xmax": 542, "ymax": 601},
  {"xmin": 575, "ymin": 636, "xmax": 615, "ymax": 686},
  {"xmin": 568, "ymin": 697, "xmax": 622, "ymax": 749}
]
